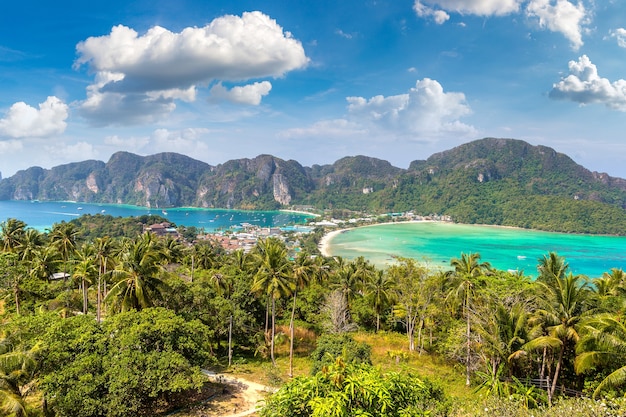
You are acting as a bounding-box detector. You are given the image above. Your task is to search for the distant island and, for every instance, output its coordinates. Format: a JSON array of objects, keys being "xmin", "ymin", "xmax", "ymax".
[{"xmin": 2, "ymin": 137, "xmax": 626, "ymax": 235}]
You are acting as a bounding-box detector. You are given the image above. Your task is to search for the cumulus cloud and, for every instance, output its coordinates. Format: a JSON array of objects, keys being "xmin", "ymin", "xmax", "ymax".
[
  {"xmin": 550, "ymin": 55, "xmax": 626, "ymax": 111},
  {"xmin": 0, "ymin": 96, "xmax": 68, "ymax": 138},
  {"xmin": 526, "ymin": 0, "xmax": 588, "ymax": 50},
  {"xmin": 414, "ymin": 0, "xmax": 590, "ymax": 49},
  {"xmin": 346, "ymin": 78, "xmax": 476, "ymax": 137},
  {"xmin": 610, "ymin": 28, "xmax": 626, "ymax": 48},
  {"xmin": 414, "ymin": 2, "xmax": 450, "ymax": 24},
  {"xmin": 74, "ymin": 11, "xmax": 308, "ymax": 125},
  {"xmin": 209, "ymin": 81, "xmax": 272, "ymax": 105},
  {"xmin": 414, "ymin": 0, "xmax": 522, "ymax": 18}
]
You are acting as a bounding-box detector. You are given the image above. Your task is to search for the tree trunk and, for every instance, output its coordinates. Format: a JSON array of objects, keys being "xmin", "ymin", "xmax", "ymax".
[
  {"xmin": 465, "ymin": 294, "xmax": 471, "ymax": 387},
  {"xmin": 82, "ymin": 278, "xmax": 88, "ymax": 314},
  {"xmin": 228, "ymin": 314, "xmax": 233, "ymax": 367},
  {"xmin": 289, "ymin": 292, "xmax": 297, "ymax": 378},
  {"xmin": 270, "ymin": 297, "xmax": 276, "ymax": 366},
  {"xmin": 13, "ymin": 284, "xmax": 20, "ymax": 316},
  {"xmin": 97, "ymin": 268, "xmax": 102, "ymax": 323},
  {"xmin": 550, "ymin": 345, "xmax": 564, "ymax": 400},
  {"xmin": 417, "ymin": 317, "xmax": 424, "ymax": 355}
]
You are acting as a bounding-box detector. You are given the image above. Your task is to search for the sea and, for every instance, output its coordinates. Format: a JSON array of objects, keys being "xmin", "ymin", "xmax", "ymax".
[
  {"xmin": 325, "ymin": 221, "xmax": 626, "ymax": 278},
  {"xmin": 0, "ymin": 200, "xmax": 314, "ymax": 233}
]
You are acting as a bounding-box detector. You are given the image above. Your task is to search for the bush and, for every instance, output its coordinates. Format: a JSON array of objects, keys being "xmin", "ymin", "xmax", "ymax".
[
  {"xmin": 260, "ymin": 359, "xmax": 450, "ymax": 417},
  {"xmin": 310, "ymin": 333, "xmax": 371, "ymax": 374}
]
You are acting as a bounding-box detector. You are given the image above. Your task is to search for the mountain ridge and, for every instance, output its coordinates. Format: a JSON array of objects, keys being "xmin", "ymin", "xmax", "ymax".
[{"xmin": 2, "ymin": 138, "xmax": 626, "ymax": 234}]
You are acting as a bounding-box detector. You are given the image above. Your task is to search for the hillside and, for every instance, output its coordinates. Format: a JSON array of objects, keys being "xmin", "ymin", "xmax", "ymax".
[{"xmin": 2, "ymin": 138, "xmax": 626, "ymax": 234}]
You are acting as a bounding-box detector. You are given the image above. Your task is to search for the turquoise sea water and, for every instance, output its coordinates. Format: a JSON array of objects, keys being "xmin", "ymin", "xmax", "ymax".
[
  {"xmin": 0, "ymin": 200, "xmax": 313, "ymax": 232},
  {"xmin": 325, "ymin": 222, "xmax": 626, "ymax": 278}
]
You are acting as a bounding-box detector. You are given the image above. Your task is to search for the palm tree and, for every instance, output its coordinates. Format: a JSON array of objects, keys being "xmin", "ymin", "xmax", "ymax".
[
  {"xmin": 575, "ymin": 313, "xmax": 626, "ymax": 398},
  {"xmin": 445, "ymin": 252, "xmax": 491, "ymax": 386},
  {"xmin": 250, "ymin": 238, "xmax": 294, "ymax": 366},
  {"xmin": 364, "ymin": 269, "xmax": 396, "ymax": 333},
  {"xmin": 29, "ymin": 246, "xmax": 62, "ymax": 282},
  {"xmin": 93, "ymin": 236, "xmax": 117, "ymax": 322},
  {"xmin": 49, "ymin": 222, "xmax": 79, "ymax": 277},
  {"xmin": 0, "ymin": 219, "xmax": 27, "ymax": 314},
  {"xmin": 288, "ymin": 252, "xmax": 317, "ymax": 377},
  {"xmin": 537, "ymin": 252, "xmax": 569, "ymax": 285},
  {"xmin": 476, "ymin": 301, "xmax": 530, "ymax": 379},
  {"xmin": 73, "ymin": 244, "xmax": 98, "ymax": 314},
  {"xmin": 105, "ymin": 233, "xmax": 168, "ymax": 312},
  {"xmin": 520, "ymin": 272, "xmax": 591, "ymax": 403},
  {"xmin": 0, "ymin": 219, "xmax": 26, "ymax": 255},
  {"xmin": 0, "ymin": 337, "xmax": 38, "ymax": 417},
  {"xmin": 16, "ymin": 229, "xmax": 44, "ymax": 272}
]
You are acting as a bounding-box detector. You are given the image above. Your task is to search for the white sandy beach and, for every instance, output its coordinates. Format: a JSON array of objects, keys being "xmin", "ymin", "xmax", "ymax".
[
  {"xmin": 318, "ymin": 220, "xmax": 441, "ymax": 257},
  {"xmin": 318, "ymin": 228, "xmax": 346, "ymax": 257}
]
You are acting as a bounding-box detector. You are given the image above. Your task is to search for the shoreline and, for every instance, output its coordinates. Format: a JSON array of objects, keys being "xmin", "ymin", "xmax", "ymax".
[
  {"xmin": 279, "ymin": 209, "xmax": 320, "ymax": 217},
  {"xmin": 316, "ymin": 219, "xmax": 591, "ymax": 259},
  {"xmin": 318, "ymin": 220, "xmax": 442, "ymax": 257}
]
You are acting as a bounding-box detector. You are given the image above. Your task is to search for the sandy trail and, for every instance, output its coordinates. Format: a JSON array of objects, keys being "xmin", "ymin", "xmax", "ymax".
[{"xmin": 201, "ymin": 370, "xmax": 277, "ymax": 417}]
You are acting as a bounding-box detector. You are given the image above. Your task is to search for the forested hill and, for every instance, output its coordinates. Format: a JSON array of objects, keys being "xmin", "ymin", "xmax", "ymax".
[{"xmin": 2, "ymin": 138, "xmax": 626, "ymax": 234}]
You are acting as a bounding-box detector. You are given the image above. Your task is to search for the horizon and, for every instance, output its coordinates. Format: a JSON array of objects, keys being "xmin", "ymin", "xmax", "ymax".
[
  {"xmin": 2, "ymin": 137, "xmax": 625, "ymax": 181},
  {"xmin": 2, "ymin": 1, "xmax": 626, "ymax": 178}
]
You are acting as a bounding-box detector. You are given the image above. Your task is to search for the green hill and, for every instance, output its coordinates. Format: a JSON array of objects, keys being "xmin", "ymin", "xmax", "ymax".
[{"xmin": 1, "ymin": 138, "xmax": 626, "ymax": 234}]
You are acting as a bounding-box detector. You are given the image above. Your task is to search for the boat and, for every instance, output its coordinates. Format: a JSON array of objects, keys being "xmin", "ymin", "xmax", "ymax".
[
  {"xmin": 77, "ymin": 207, "xmax": 83, "ymax": 210},
  {"xmin": 162, "ymin": 210, "xmax": 168, "ymax": 215}
]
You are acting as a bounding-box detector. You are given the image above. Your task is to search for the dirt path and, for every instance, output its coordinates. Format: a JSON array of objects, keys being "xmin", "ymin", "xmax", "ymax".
[{"xmin": 199, "ymin": 370, "xmax": 277, "ymax": 417}]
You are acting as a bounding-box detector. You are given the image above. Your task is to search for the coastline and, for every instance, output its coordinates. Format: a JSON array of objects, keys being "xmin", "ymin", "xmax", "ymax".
[
  {"xmin": 279, "ymin": 209, "xmax": 320, "ymax": 217},
  {"xmin": 318, "ymin": 220, "xmax": 440, "ymax": 257},
  {"xmin": 318, "ymin": 228, "xmax": 345, "ymax": 257}
]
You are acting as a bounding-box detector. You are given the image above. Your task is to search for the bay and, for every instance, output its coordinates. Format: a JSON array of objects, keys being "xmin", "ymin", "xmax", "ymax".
[
  {"xmin": 325, "ymin": 221, "xmax": 626, "ymax": 278},
  {"xmin": 0, "ymin": 200, "xmax": 314, "ymax": 232}
]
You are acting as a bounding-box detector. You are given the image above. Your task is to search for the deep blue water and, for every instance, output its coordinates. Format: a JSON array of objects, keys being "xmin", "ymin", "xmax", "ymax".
[{"xmin": 0, "ymin": 200, "xmax": 313, "ymax": 232}]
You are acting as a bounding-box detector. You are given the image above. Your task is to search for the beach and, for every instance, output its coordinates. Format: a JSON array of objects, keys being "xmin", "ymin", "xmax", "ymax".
[
  {"xmin": 315, "ymin": 220, "xmax": 626, "ymax": 277},
  {"xmin": 318, "ymin": 228, "xmax": 346, "ymax": 257},
  {"xmin": 318, "ymin": 220, "xmax": 438, "ymax": 257}
]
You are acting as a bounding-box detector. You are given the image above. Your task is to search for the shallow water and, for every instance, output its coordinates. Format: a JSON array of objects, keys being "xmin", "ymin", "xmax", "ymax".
[
  {"xmin": 325, "ymin": 222, "xmax": 626, "ymax": 278},
  {"xmin": 0, "ymin": 200, "xmax": 313, "ymax": 232}
]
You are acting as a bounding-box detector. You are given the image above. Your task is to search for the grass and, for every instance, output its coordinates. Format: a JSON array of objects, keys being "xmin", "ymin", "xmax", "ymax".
[{"xmin": 216, "ymin": 327, "xmax": 471, "ymax": 402}]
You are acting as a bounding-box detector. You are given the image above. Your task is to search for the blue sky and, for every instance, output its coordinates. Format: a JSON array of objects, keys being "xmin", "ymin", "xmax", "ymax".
[{"xmin": 1, "ymin": 0, "xmax": 626, "ymax": 178}]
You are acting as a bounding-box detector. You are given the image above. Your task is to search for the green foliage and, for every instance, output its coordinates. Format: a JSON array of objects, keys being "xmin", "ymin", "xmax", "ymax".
[
  {"xmin": 69, "ymin": 213, "xmax": 170, "ymax": 239},
  {"xmin": 260, "ymin": 359, "xmax": 450, "ymax": 417},
  {"xmin": 38, "ymin": 308, "xmax": 212, "ymax": 417},
  {"xmin": 310, "ymin": 333, "xmax": 372, "ymax": 375}
]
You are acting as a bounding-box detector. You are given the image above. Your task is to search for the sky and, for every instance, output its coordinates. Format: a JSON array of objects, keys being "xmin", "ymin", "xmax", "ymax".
[{"xmin": 1, "ymin": 0, "xmax": 626, "ymax": 179}]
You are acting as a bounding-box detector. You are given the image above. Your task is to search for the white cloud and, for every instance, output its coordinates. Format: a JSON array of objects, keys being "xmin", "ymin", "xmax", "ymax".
[
  {"xmin": 74, "ymin": 11, "xmax": 308, "ymax": 125},
  {"xmin": 103, "ymin": 129, "xmax": 211, "ymax": 158},
  {"xmin": 414, "ymin": 0, "xmax": 590, "ymax": 49},
  {"xmin": 0, "ymin": 139, "xmax": 23, "ymax": 153},
  {"xmin": 610, "ymin": 28, "xmax": 626, "ymax": 48},
  {"xmin": 335, "ymin": 29, "xmax": 355, "ymax": 39},
  {"xmin": 209, "ymin": 81, "xmax": 272, "ymax": 105},
  {"xmin": 414, "ymin": 0, "xmax": 522, "ymax": 19},
  {"xmin": 44, "ymin": 141, "xmax": 97, "ymax": 162},
  {"xmin": 550, "ymin": 55, "xmax": 626, "ymax": 111},
  {"xmin": 0, "ymin": 96, "xmax": 68, "ymax": 138},
  {"xmin": 526, "ymin": 0, "xmax": 588, "ymax": 50},
  {"xmin": 346, "ymin": 78, "xmax": 476, "ymax": 137},
  {"xmin": 414, "ymin": 2, "xmax": 450, "ymax": 24},
  {"xmin": 104, "ymin": 134, "xmax": 150, "ymax": 151},
  {"xmin": 279, "ymin": 119, "xmax": 368, "ymax": 139}
]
